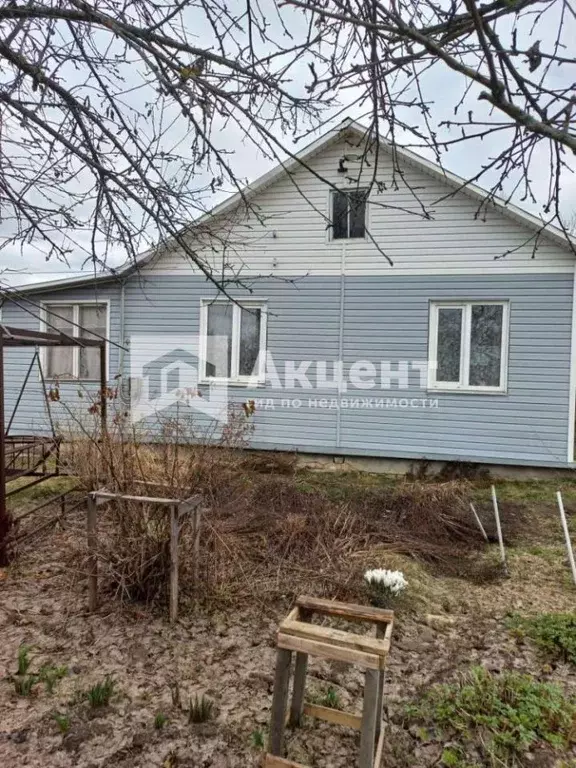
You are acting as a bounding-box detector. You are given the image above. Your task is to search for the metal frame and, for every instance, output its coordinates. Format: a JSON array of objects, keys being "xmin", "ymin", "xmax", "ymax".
[{"xmin": 0, "ymin": 325, "xmax": 107, "ymax": 563}]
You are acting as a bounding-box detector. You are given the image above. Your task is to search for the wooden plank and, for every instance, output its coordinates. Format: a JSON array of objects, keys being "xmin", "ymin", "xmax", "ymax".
[
  {"xmin": 179, "ymin": 494, "xmax": 203, "ymax": 514},
  {"xmin": 87, "ymin": 495, "xmax": 98, "ymax": 612},
  {"xmin": 374, "ymin": 723, "xmax": 386, "ymax": 768},
  {"xmin": 169, "ymin": 505, "xmax": 179, "ymax": 623},
  {"xmin": 280, "ymin": 619, "xmax": 389, "ymax": 657},
  {"xmin": 91, "ymin": 489, "xmax": 111, "ymax": 507},
  {"xmin": 278, "ymin": 631, "xmax": 381, "ymax": 670},
  {"xmin": 289, "ymin": 651, "xmax": 308, "ymax": 727},
  {"xmin": 263, "ymin": 755, "xmax": 309, "ymax": 768},
  {"xmin": 91, "ymin": 490, "xmax": 178, "ymax": 505},
  {"xmin": 382, "ymin": 620, "xmax": 394, "ymax": 644},
  {"xmin": 296, "ymin": 595, "xmax": 394, "ymax": 625},
  {"xmin": 375, "ymin": 624, "xmax": 386, "ymax": 740},
  {"xmin": 303, "ymin": 703, "xmax": 362, "ymax": 730},
  {"xmin": 285, "ymin": 606, "xmax": 300, "ymax": 623},
  {"xmin": 360, "ymin": 668, "xmax": 379, "ymax": 768},
  {"xmin": 191, "ymin": 505, "xmax": 201, "ymax": 590},
  {"xmin": 268, "ymin": 648, "xmax": 292, "ymax": 756}
]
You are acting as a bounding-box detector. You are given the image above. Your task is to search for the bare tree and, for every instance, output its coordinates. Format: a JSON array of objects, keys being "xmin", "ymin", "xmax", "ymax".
[
  {"xmin": 0, "ymin": 0, "xmax": 575, "ymax": 280},
  {"xmin": 0, "ymin": 1, "xmax": 330, "ymax": 284},
  {"xmin": 286, "ymin": 0, "xmax": 576, "ymax": 237}
]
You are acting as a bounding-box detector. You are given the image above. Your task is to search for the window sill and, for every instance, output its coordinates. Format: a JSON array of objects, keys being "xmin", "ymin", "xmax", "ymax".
[
  {"xmin": 427, "ymin": 387, "xmax": 508, "ymax": 396},
  {"xmin": 45, "ymin": 378, "xmax": 104, "ymax": 383},
  {"xmin": 199, "ymin": 379, "xmax": 265, "ymax": 388}
]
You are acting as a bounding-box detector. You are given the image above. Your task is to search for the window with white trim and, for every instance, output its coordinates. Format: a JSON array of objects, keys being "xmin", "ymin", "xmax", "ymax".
[
  {"xmin": 44, "ymin": 303, "xmax": 107, "ymax": 380},
  {"xmin": 331, "ymin": 189, "xmax": 368, "ymax": 239},
  {"xmin": 428, "ymin": 301, "xmax": 509, "ymax": 392},
  {"xmin": 200, "ymin": 300, "xmax": 267, "ymax": 383}
]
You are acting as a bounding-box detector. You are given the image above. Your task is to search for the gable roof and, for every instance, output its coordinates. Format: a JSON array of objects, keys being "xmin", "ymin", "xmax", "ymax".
[{"xmin": 10, "ymin": 117, "xmax": 575, "ymax": 294}]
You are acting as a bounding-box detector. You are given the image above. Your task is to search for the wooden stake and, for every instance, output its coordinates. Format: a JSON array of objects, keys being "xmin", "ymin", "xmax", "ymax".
[
  {"xmin": 169, "ymin": 505, "xmax": 180, "ymax": 623},
  {"xmin": 289, "ymin": 651, "xmax": 308, "ymax": 727},
  {"xmin": 556, "ymin": 491, "xmax": 576, "ymax": 587},
  {"xmin": 359, "ymin": 668, "xmax": 379, "ymax": 768},
  {"xmin": 268, "ymin": 648, "xmax": 292, "ymax": 756},
  {"xmin": 87, "ymin": 494, "xmax": 98, "ymax": 611},
  {"xmin": 192, "ymin": 505, "xmax": 201, "ymax": 590},
  {"xmin": 491, "ymin": 485, "xmax": 508, "ymax": 577},
  {"xmin": 470, "ymin": 502, "xmax": 489, "ymax": 542},
  {"xmin": 375, "ymin": 624, "xmax": 386, "ymax": 740}
]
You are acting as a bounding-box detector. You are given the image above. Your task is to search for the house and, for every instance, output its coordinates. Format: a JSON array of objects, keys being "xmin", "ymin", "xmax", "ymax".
[{"xmin": 2, "ymin": 118, "xmax": 575, "ymax": 470}]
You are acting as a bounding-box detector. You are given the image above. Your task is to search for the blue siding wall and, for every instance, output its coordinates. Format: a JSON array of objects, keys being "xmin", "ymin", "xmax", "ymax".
[
  {"xmin": 340, "ymin": 275, "xmax": 572, "ymax": 464},
  {"xmin": 124, "ymin": 272, "xmax": 573, "ymax": 466},
  {"xmin": 2, "ymin": 272, "xmax": 573, "ymax": 466},
  {"xmin": 2, "ymin": 284, "xmax": 122, "ymax": 435}
]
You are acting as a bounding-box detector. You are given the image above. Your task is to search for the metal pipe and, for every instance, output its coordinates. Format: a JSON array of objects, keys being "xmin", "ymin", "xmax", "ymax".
[
  {"xmin": 491, "ymin": 485, "xmax": 508, "ymax": 577},
  {"xmin": 556, "ymin": 491, "xmax": 576, "ymax": 587}
]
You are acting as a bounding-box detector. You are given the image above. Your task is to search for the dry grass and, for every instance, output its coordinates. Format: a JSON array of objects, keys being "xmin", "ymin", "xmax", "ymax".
[{"xmin": 57, "ymin": 412, "xmax": 496, "ymax": 608}]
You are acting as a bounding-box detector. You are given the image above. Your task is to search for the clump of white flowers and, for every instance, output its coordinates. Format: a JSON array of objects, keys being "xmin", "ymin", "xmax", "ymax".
[{"xmin": 364, "ymin": 569, "xmax": 408, "ymax": 608}]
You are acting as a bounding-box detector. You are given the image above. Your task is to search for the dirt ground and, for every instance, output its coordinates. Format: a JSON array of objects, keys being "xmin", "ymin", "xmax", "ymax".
[{"xmin": 0, "ymin": 474, "xmax": 575, "ymax": 768}]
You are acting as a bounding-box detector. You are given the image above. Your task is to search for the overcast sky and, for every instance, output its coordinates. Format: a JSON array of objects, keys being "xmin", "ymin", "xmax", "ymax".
[{"xmin": 2, "ymin": 2, "xmax": 575, "ymax": 287}]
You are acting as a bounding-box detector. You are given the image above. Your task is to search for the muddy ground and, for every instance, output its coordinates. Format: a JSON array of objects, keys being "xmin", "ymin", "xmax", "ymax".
[{"xmin": 0, "ymin": 476, "xmax": 575, "ymax": 767}]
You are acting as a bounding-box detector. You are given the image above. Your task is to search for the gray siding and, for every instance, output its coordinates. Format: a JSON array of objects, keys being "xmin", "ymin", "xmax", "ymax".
[
  {"xmin": 340, "ymin": 274, "xmax": 572, "ymax": 464},
  {"xmin": 2, "ymin": 284, "xmax": 122, "ymax": 435},
  {"xmin": 126, "ymin": 272, "xmax": 572, "ymax": 466},
  {"xmin": 2, "ymin": 272, "xmax": 573, "ymax": 467},
  {"xmin": 153, "ymin": 134, "xmax": 575, "ymax": 278}
]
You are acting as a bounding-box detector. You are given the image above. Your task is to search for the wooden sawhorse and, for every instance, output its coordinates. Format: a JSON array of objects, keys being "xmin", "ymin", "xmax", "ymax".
[{"xmin": 265, "ymin": 595, "xmax": 394, "ymax": 768}]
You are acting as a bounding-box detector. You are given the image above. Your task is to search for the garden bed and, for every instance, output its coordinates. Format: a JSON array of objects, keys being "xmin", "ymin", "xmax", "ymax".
[{"xmin": 0, "ymin": 470, "xmax": 575, "ymax": 767}]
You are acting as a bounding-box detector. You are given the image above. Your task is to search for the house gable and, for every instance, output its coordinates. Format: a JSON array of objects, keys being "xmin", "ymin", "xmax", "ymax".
[{"xmin": 141, "ymin": 127, "xmax": 575, "ymax": 278}]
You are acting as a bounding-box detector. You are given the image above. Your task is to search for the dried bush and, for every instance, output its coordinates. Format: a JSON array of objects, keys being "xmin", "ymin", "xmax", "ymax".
[
  {"xmin": 60, "ymin": 395, "xmax": 257, "ymax": 606},
  {"xmin": 59, "ymin": 392, "xmax": 490, "ymax": 609}
]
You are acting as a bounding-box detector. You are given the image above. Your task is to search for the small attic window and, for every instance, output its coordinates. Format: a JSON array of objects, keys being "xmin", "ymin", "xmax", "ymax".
[{"xmin": 331, "ymin": 190, "xmax": 367, "ymax": 239}]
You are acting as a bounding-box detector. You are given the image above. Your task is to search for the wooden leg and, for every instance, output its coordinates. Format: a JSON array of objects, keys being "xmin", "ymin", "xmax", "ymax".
[
  {"xmin": 169, "ymin": 506, "xmax": 180, "ymax": 623},
  {"xmin": 375, "ymin": 626, "xmax": 386, "ymax": 739},
  {"xmin": 192, "ymin": 505, "xmax": 201, "ymax": 591},
  {"xmin": 87, "ymin": 495, "xmax": 98, "ymax": 612},
  {"xmin": 288, "ymin": 651, "xmax": 308, "ymax": 727},
  {"xmin": 268, "ymin": 648, "xmax": 293, "ymax": 756},
  {"xmin": 360, "ymin": 668, "xmax": 379, "ymax": 768}
]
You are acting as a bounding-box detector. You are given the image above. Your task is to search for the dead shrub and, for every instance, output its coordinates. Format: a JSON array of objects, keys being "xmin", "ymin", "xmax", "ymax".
[{"xmin": 58, "ymin": 393, "xmax": 492, "ymax": 610}]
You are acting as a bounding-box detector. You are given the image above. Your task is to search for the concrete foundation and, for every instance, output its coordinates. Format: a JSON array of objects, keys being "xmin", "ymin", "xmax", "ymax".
[{"xmin": 294, "ymin": 452, "xmax": 576, "ymax": 481}]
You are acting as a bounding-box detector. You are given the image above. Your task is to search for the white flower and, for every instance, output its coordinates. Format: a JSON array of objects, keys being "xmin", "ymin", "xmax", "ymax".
[{"xmin": 364, "ymin": 568, "xmax": 408, "ymax": 595}]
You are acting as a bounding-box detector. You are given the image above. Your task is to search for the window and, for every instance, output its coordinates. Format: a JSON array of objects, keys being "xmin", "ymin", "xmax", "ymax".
[
  {"xmin": 43, "ymin": 303, "xmax": 107, "ymax": 379},
  {"xmin": 428, "ymin": 301, "xmax": 509, "ymax": 392},
  {"xmin": 331, "ymin": 189, "xmax": 367, "ymax": 239},
  {"xmin": 200, "ymin": 300, "xmax": 267, "ymax": 383}
]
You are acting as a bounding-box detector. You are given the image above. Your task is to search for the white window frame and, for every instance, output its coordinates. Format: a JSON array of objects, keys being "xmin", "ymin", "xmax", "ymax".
[
  {"xmin": 428, "ymin": 300, "xmax": 510, "ymax": 394},
  {"xmin": 40, "ymin": 300, "xmax": 110, "ymax": 381},
  {"xmin": 199, "ymin": 299, "xmax": 267, "ymax": 385},
  {"xmin": 328, "ymin": 188, "xmax": 369, "ymax": 242}
]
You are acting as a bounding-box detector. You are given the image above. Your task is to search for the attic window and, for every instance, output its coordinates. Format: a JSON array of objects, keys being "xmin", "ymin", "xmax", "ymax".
[{"xmin": 331, "ymin": 189, "xmax": 367, "ymax": 239}]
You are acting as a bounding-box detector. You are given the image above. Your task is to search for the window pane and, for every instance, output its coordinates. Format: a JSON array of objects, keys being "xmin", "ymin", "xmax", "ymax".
[
  {"xmin": 349, "ymin": 191, "xmax": 366, "ymax": 238},
  {"xmin": 45, "ymin": 305, "xmax": 74, "ymax": 378},
  {"xmin": 332, "ymin": 191, "xmax": 348, "ymax": 239},
  {"xmin": 239, "ymin": 307, "xmax": 261, "ymax": 376},
  {"xmin": 469, "ymin": 304, "xmax": 504, "ymax": 387},
  {"xmin": 206, "ymin": 303, "xmax": 232, "ymax": 378},
  {"xmin": 79, "ymin": 304, "xmax": 107, "ymax": 380},
  {"xmin": 436, "ymin": 307, "xmax": 462, "ymax": 383}
]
